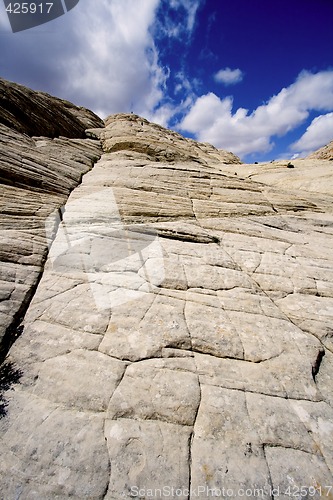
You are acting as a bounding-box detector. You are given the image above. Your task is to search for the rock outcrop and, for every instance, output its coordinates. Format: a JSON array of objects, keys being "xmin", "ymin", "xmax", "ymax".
[
  {"xmin": 0, "ymin": 84, "xmax": 333, "ymax": 498},
  {"xmin": 0, "ymin": 79, "xmax": 103, "ymax": 360},
  {"xmin": 308, "ymin": 140, "xmax": 333, "ymax": 161},
  {"xmin": 0, "ymin": 78, "xmax": 104, "ymax": 138}
]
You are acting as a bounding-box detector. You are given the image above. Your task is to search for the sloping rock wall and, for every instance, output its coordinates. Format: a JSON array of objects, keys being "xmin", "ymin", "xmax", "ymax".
[
  {"xmin": 0, "ymin": 111, "xmax": 333, "ymax": 497},
  {"xmin": 0, "ymin": 79, "xmax": 103, "ymax": 360},
  {"xmin": 0, "ymin": 78, "xmax": 104, "ymax": 138},
  {"xmin": 224, "ymin": 157, "xmax": 333, "ymax": 197},
  {"xmin": 308, "ymin": 140, "xmax": 333, "ymax": 161}
]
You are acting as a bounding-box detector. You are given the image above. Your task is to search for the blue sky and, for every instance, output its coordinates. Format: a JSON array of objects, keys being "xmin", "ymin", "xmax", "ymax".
[{"xmin": 1, "ymin": 0, "xmax": 333, "ymax": 162}]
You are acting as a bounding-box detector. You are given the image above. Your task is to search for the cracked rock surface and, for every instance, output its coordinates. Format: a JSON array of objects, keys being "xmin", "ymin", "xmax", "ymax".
[
  {"xmin": 1, "ymin": 111, "xmax": 333, "ymax": 498},
  {"xmin": 0, "ymin": 78, "xmax": 103, "ymax": 360}
]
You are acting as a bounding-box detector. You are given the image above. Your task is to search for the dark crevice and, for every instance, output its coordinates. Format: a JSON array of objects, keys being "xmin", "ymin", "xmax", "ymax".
[
  {"xmin": 262, "ymin": 442, "xmax": 317, "ymax": 455},
  {"xmin": 184, "ymin": 299, "xmax": 201, "ymax": 500},
  {"xmin": 0, "ymin": 264, "xmax": 44, "ymax": 365},
  {"xmin": 201, "ymin": 382, "xmax": 323, "ymax": 403},
  {"xmin": 0, "ymin": 361, "xmax": 22, "ymax": 417},
  {"xmin": 102, "ymin": 427, "xmax": 112, "ymax": 499},
  {"xmin": 312, "ymin": 348, "xmax": 325, "ymax": 382},
  {"xmin": 153, "ymin": 230, "xmax": 219, "ymax": 244},
  {"xmin": 189, "ymin": 347, "xmax": 283, "ymax": 364},
  {"xmin": 187, "ymin": 373, "xmax": 201, "ymax": 500},
  {"xmin": 262, "ymin": 445, "xmax": 275, "ymax": 500},
  {"xmin": 187, "ymin": 427, "xmax": 195, "ymax": 500}
]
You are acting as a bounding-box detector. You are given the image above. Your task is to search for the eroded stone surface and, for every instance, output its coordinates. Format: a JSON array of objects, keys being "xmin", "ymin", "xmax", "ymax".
[
  {"xmin": 0, "ymin": 111, "xmax": 332, "ymax": 498},
  {"xmin": 308, "ymin": 140, "xmax": 333, "ymax": 161},
  {"xmin": 0, "ymin": 77, "xmax": 104, "ymax": 138},
  {"xmin": 0, "ymin": 80, "xmax": 103, "ymax": 358}
]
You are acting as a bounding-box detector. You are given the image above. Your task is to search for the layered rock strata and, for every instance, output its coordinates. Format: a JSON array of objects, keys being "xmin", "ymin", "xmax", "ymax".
[
  {"xmin": 0, "ymin": 79, "xmax": 103, "ymax": 359},
  {"xmin": 0, "ymin": 109, "xmax": 333, "ymax": 498},
  {"xmin": 308, "ymin": 140, "xmax": 333, "ymax": 161},
  {"xmin": 0, "ymin": 78, "xmax": 104, "ymax": 138}
]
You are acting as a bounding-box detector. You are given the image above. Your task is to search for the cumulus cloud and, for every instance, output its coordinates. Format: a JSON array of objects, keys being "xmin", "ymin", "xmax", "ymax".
[
  {"xmin": 214, "ymin": 67, "xmax": 244, "ymax": 86},
  {"xmin": 1, "ymin": 0, "xmax": 178, "ymax": 118},
  {"xmin": 291, "ymin": 112, "xmax": 333, "ymax": 155},
  {"xmin": 180, "ymin": 70, "xmax": 333, "ymax": 158},
  {"xmin": 1, "ymin": 0, "xmax": 205, "ymax": 120},
  {"xmin": 62, "ymin": 0, "xmax": 166, "ymax": 117}
]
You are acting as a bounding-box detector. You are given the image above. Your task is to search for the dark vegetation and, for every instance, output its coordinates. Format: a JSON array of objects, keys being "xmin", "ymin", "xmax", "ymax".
[{"xmin": 0, "ymin": 361, "xmax": 22, "ymax": 417}]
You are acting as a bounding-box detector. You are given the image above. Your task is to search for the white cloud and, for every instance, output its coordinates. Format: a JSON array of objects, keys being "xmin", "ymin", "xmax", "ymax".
[
  {"xmin": 291, "ymin": 112, "xmax": 333, "ymax": 154},
  {"xmin": 144, "ymin": 102, "xmax": 178, "ymax": 127},
  {"xmin": 161, "ymin": 0, "xmax": 202, "ymax": 36},
  {"xmin": 214, "ymin": 67, "xmax": 244, "ymax": 86},
  {"xmin": 1, "ymin": 0, "xmax": 168, "ymax": 118},
  {"xmin": 60, "ymin": 0, "xmax": 204, "ymax": 119},
  {"xmin": 60, "ymin": 0, "xmax": 165, "ymax": 117},
  {"xmin": 180, "ymin": 70, "xmax": 333, "ymax": 158},
  {"xmin": 1, "ymin": 0, "xmax": 205, "ymax": 125}
]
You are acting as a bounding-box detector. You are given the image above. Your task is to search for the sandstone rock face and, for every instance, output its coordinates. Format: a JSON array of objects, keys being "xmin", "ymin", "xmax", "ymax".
[
  {"xmin": 0, "ymin": 78, "xmax": 104, "ymax": 138},
  {"xmin": 0, "ymin": 80, "xmax": 103, "ymax": 360},
  {"xmin": 1, "ymin": 110, "xmax": 333, "ymax": 498},
  {"xmin": 308, "ymin": 140, "xmax": 333, "ymax": 161},
  {"xmin": 225, "ymin": 157, "xmax": 333, "ymax": 196},
  {"xmin": 103, "ymin": 113, "xmax": 241, "ymax": 165}
]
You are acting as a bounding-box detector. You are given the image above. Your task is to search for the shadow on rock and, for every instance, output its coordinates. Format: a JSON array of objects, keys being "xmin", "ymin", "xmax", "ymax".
[{"xmin": 0, "ymin": 361, "xmax": 22, "ymax": 418}]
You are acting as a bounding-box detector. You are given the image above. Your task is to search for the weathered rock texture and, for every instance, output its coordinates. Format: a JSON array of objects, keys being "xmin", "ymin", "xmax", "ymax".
[
  {"xmin": 1, "ymin": 100, "xmax": 333, "ymax": 498},
  {"xmin": 308, "ymin": 140, "xmax": 333, "ymax": 161},
  {"xmin": 0, "ymin": 79, "xmax": 103, "ymax": 359},
  {"xmin": 0, "ymin": 78, "xmax": 104, "ymax": 138}
]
